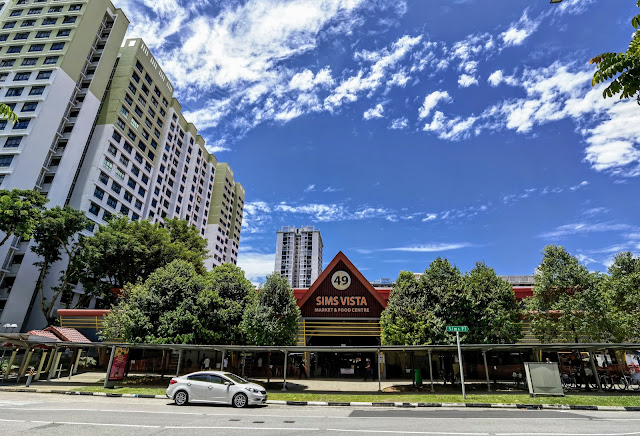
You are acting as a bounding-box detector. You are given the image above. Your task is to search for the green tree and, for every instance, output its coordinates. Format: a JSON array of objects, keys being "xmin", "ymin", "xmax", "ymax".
[
  {"xmin": 208, "ymin": 263, "xmax": 255, "ymax": 344},
  {"xmin": 101, "ymin": 260, "xmax": 214, "ymax": 343},
  {"xmin": 525, "ymin": 245, "xmax": 609, "ymax": 343},
  {"xmin": 77, "ymin": 217, "xmax": 208, "ymax": 299},
  {"xmin": 381, "ymin": 271, "xmax": 444, "ymax": 345},
  {"xmin": 0, "ymin": 103, "xmax": 18, "ymax": 124},
  {"xmin": 31, "ymin": 206, "xmax": 89, "ymax": 325},
  {"xmin": 590, "ymin": 1, "xmax": 640, "ymax": 104},
  {"xmin": 242, "ymin": 273, "xmax": 300, "ymax": 346},
  {"xmin": 465, "ymin": 262, "xmax": 522, "ymax": 344},
  {"xmin": 602, "ymin": 251, "xmax": 640, "ymax": 342},
  {"xmin": 0, "ymin": 189, "xmax": 48, "ymax": 247}
]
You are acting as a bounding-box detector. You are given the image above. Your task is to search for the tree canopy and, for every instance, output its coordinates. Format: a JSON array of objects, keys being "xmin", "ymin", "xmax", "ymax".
[
  {"xmin": 381, "ymin": 258, "xmax": 522, "ymax": 345},
  {"xmin": 242, "ymin": 273, "xmax": 301, "ymax": 346},
  {"xmin": 590, "ymin": 0, "xmax": 640, "ymax": 104},
  {"xmin": 0, "ymin": 189, "xmax": 48, "ymax": 247},
  {"xmin": 525, "ymin": 245, "xmax": 609, "ymax": 343},
  {"xmin": 0, "ymin": 103, "xmax": 18, "ymax": 124}
]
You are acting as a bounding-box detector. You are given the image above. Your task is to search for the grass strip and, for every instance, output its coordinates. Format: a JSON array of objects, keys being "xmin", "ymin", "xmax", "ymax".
[{"xmin": 69, "ymin": 386, "xmax": 640, "ymax": 407}]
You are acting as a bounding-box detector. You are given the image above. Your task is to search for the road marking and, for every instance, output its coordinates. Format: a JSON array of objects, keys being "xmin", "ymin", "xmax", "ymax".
[
  {"xmin": 496, "ymin": 433, "xmax": 640, "ymax": 436},
  {"xmin": 165, "ymin": 426, "xmax": 320, "ymax": 431},
  {"xmin": 327, "ymin": 430, "xmax": 489, "ymax": 435},
  {"xmin": 29, "ymin": 420, "xmax": 160, "ymax": 428},
  {"xmin": 0, "ymin": 419, "xmax": 26, "ymax": 423}
]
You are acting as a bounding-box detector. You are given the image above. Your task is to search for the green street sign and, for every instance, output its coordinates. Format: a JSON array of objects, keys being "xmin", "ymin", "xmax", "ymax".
[{"xmin": 446, "ymin": 326, "xmax": 469, "ymax": 332}]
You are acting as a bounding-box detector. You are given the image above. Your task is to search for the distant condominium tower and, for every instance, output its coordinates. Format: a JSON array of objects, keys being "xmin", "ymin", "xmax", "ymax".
[
  {"xmin": 0, "ymin": 1, "xmax": 244, "ymax": 331},
  {"xmin": 275, "ymin": 226, "xmax": 323, "ymax": 288}
]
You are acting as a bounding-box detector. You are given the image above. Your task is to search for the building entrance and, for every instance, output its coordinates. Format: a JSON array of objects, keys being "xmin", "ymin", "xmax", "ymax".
[{"xmin": 307, "ymin": 335, "xmax": 379, "ymax": 378}]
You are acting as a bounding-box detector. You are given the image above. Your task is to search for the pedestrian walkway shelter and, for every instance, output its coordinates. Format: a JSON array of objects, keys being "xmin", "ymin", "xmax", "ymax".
[{"xmin": 1, "ymin": 332, "xmax": 639, "ymax": 394}]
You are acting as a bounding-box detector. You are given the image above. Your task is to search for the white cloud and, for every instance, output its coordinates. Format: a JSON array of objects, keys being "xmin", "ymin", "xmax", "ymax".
[
  {"xmin": 323, "ymin": 186, "xmax": 341, "ymax": 193},
  {"xmin": 358, "ymin": 243, "xmax": 472, "ymax": 253},
  {"xmin": 422, "ymin": 214, "xmax": 437, "ymax": 222},
  {"xmin": 236, "ymin": 251, "xmax": 275, "ymax": 285},
  {"xmin": 500, "ymin": 11, "xmax": 539, "ymax": 47},
  {"xmin": 418, "ymin": 90, "xmax": 451, "ymax": 119},
  {"xmin": 424, "ymin": 111, "xmax": 477, "ymax": 141},
  {"xmin": 458, "ymin": 74, "xmax": 478, "ymax": 88},
  {"xmin": 539, "ymin": 222, "xmax": 635, "ymax": 238},
  {"xmin": 390, "ymin": 117, "xmax": 408, "ymax": 130},
  {"xmin": 488, "ymin": 70, "xmax": 504, "ymax": 86},
  {"xmin": 363, "ymin": 103, "xmax": 384, "ymax": 120},
  {"xmin": 289, "ymin": 67, "xmax": 334, "ymax": 91},
  {"xmin": 304, "ymin": 184, "xmax": 316, "ymax": 192},
  {"xmin": 569, "ymin": 180, "xmax": 589, "ymax": 191}
]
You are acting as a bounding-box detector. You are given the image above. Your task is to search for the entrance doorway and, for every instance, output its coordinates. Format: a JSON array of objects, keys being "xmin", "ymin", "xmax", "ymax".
[{"xmin": 307, "ymin": 335, "xmax": 379, "ymax": 378}]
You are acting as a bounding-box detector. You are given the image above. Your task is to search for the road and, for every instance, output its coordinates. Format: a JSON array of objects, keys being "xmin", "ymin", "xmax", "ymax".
[{"xmin": 0, "ymin": 392, "xmax": 639, "ymax": 436}]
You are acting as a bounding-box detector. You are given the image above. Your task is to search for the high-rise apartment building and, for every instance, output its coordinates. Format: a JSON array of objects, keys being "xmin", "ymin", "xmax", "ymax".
[
  {"xmin": 275, "ymin": 226, "xmax": 323, "ymax": 288},
  {"xmin": 0, "ymin": 1, "xmax": 244, "ymax": 331}
]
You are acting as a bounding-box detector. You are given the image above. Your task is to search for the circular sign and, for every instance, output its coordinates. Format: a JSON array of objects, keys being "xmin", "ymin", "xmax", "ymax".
[{"xmin": 331, "ymin": 270, "xmax": 351, "ymax": 290}]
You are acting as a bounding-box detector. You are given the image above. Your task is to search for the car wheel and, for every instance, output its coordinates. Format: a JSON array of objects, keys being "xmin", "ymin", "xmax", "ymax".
[
  {"xmin": 174, "ymin": 390, "xmax": 188, "ymax": 406},
  {"xmin": 232, "ymin": 392, "xmax": 248, "ymax": 408}
]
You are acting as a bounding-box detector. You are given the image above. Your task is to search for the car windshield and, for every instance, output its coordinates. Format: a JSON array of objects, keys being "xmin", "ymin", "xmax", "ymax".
[{"xmin": 223, "ymin": 373, "xmax": 248, "ymax": 384}]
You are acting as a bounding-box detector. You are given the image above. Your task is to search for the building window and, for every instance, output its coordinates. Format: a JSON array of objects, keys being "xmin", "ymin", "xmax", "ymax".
[
  {"xmin": 49, "ymin": 6, "xmax": 63, "ymax": 13},
  {"xmin": 56, "ymin": 29, "xmax": 71, "ymax": 37},
  {"xmin": 103, "ymin": 157, "xmax": 113, "ymax": 170},
  {"xmin": 42, "ymin": 18, "xmax": 57, "ymax": 25},
  {"xmin": 62, "ymin": 16, "xmax": 76, "ymax": 24},
  {"xmin": 69, "ymin": 4, "xmax": 82, "ymax": 12},
  {"xmin": 120, "ymin": 106, "xmax": 129, "ymax": 118},
  {"xmin": 21, "ymin": 102, "xmax": 37, "ymax": 112},
  {"xmin": 107, "ymin": 144, "xmax": 117, "ymax": 156},
  {"xmin": 123, "ymin": 142, "xmax": 133, "ymax": 154},
  {"xmin": 123, "ymin": 191, "xmax": 133, "ymax": 203},
  {"xmin": 21, "ymin": 20, "xmax": 36, "ymax": 27},
  {"xmin": 36, "ymin": 70, "xmax": 51, "ymax": 79},
  {"xmin": 98, "ymin": 171, "xmax": 109, "ymax": 185},
  {"xmin": 88, "ymin": 203, "xmax": 100, "ymax": 216},
  {"xmin": 124, "ymin": 94, "xmax": 133, "ymax": 106},
  {"xmin": 0, "ymin": 59, "xmax": 15, "ymax": 68},
  {"xmin": 21, "ymin": 58, "xmax": 37, "ymax": 66},
  {"xmin": 102, "ymin": 210, "xmax": 112, "ymax": 221},
  {"xmin": 127, "ymin": 178, "xmax": 136, "ymax": 189},
  {"xmin": 5, "ymin": 87, "xmax": 23, "ymax": 97},
  {"xmin": 35, "ymin": 30, "xmax": 50, "ymax": 38},
  {"xmin": 29, "ymin": 85, "xmax": 45, "ymax": 95},
  {"xmin": 0, "ymin": 154, "xmax": 13, "ymax": 167},
  {"xmin": 50, "ymin": 42, "xmax": 64, "ymax": 50},
  {"xmin": 111, "ymin": 181, "xmax": 121, "ymax": 194},
  {"xmin": 4, "ymin": 136, "xmax": 22, "ymax": 148},
  {"xmin": 137, "ymin": 187, "xmax": 145, "ymax": 197},
  {"xmin": 28, "ymin": 8, "xmax": 42, "ymax": 15},
  {"xmin": 7, "ymin": 45, "xmax": 22, "ymax": 54},
  {"xmin": 3, "ymin": 22, "xmax": 16, "ymax": 29},
  {"xmin": 114, "ymin": 168, "xmax": 124, "ymax": 181},
  {"xmin": 13, "ymin": 32, "xmax": 29, "ymax": 40},
  {"xmin": 13, "ymin": 72, "xmax": 30, "ymax": 81},
  {"xmin": 13, "ymin": 119, "xmax": 30, "ymax": 129},
  {"xmin": 120, "ymin": 205, "xmax": 129, "ymax": 216},
  {"xmin": 116, "ymin": 118, "xmax": 125, "ymax": 130},
  {"xmin": 131, "ymin": 213, "xmax": 140, "ymax": 221},
  {"xmin": 9, "ymin": 10, "xmax": 22, "ymax": 17},
  {"xmin": 43, "ymin": 56, "xmax": 59, "ymax": 65},
  {"xmin": 93, "ymin": 186, "xmax": 104, "ymax": 200},
  {"xmin": 28, "ymin": 44, "xmax": 44, "ymax": 52},
  {"xmin": 106, "ymin": 195, "xmax": 117, "ymax": 208}
]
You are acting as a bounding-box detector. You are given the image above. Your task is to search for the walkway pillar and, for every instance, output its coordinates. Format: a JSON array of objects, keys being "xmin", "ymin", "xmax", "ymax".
[
  {"xmin": 282, "ymin": 350, "xmax": 288, "ymax": 391},
  {"xmin": 34, "ymin": 350, "xmax": 48, "ymax": 381},
  {"xmin": 588, "ymin": 351, "xmax": 603, "ymax": 392},
  {"xmin": 2, "ymin": 349, "xmax": 17, "ymax": 381},
  {"xmin": 17, "ymin": 347, "xmax": 33, "ymax": 382},
  {"xmin": 175, "ymin": 350, "xmax": 183, "ymax": 377},
  {"xmin": 428, "ymin": 350, "xmax": 434, "ymax": 393},
  {"xmin": 482, "ymin": 351, "xmax": 491, "ymax": 392},
  {"xmin": 103, "ymin": 345, "xmax": 116, "ymax": 388},
  {"xmin": 377, "ymin": 349, "xmax": 382, "ymax": 393},
  {"xmin": 220, "ymin": 350, "xmax": 225, "ymax": 371},
  {"xmin": 73, "ymin": 348, "xmax": 82, "ymax": 374},
  {"xmin": 47, "ymin": 347, "xmax": 60, "ymax": 381}
]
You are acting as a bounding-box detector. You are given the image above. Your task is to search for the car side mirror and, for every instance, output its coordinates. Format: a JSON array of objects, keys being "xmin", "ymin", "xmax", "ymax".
[{"xmin": 224, "ymin": 381, "xmax": 233, "ymax": 386}]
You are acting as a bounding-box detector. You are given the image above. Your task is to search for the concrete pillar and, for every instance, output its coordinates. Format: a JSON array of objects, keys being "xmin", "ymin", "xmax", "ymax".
[
  {"xmin": 73, "ymin": 348, "xmax": 82, "ymax": 374},
  {"xmin": 482, "ymin": 351, "xmax": 491, "ymax": 392},
  {"xmin": 103, "ymin": 345, "xmax": 116, "ymax": 388},
  {"xmin": 589, "ymin": 351, "xmax": 603, "ymax": 392},
  {"xmin": 3, "ymin": 349, "xmax": 17, "ymax": 381},
  {"xmin": 34, "ymin": 350, "xmax": 48, "ymax": 381},
  {"xmin": 377, "ymin": 350, "xmax": 382, "ymax": 393},
  {"xmin": 18, "ymin": 347, "xmax": 33, "ymax": 382},
  {"xmin": 47, "ymin": 348, "xmax": 61, "ymax": 381},
  {"xmin": 428, "ymin": 350, "xmax": 435, "ymax": 393},
  {"xmin": 282, "ymin": 350, "xmax": 288, "ymax": 391},
  {"xmin": 220, "ymin": 350, "xmax": 226, "ymax": 371},
  {"xmin": 175, "ymin": 350, "xmax": 183, "ymax": 377}
]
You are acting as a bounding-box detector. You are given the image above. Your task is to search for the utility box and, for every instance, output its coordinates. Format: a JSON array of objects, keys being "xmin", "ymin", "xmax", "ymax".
[{"xmin": 523, "ymin": 362, "xmax": 564, "ymax": 397}]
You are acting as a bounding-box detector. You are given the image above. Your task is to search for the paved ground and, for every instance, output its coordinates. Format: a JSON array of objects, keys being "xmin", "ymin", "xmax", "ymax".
[{"xmin": 0, "ymin": 391, "xmax": 639, "ymax": 436}]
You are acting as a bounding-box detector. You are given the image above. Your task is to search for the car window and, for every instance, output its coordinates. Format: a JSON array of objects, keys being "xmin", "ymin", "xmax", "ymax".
[
  {"xmin": 209, "ymin": 375, "xmax": 224, "ymax": 384},
  {"xmin": 187, "ymin": 374, "xmax": 209, "ymax": 382},
  {"xmin": 223, "ymin": 373, "xmax": 248, "ymax": 384}
]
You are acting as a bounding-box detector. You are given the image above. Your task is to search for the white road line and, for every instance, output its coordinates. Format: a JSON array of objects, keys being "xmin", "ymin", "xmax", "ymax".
[
  {"xmin": 165, "ymin": 426, "xmax": 320, "ymax": 431},
  {"xmin": 327, "ymin": 430, "xmax": 489, "ymax": 435},
  {"xmin": 28, "ymin": 420, "xmax": 161, "ymax": 428},
  {"xmin": 0, "ymin": 419, "xmax": 26, "ymax": 423},
  {"xmin": 495, "ymin": 433, "xmax": 640, "ymax": 436}
]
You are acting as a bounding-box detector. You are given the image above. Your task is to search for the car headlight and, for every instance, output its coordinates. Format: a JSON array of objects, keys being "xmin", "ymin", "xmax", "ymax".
[{"xmin": 245, "ymin": 387, "xmax": 261, "ymax": 394}]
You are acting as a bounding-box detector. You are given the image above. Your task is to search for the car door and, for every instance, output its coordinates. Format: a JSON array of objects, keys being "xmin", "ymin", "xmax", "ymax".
[
  {"xmin": 206, "ymin": 374, "xmax": 230, "ymax": 403},
  {"xmin": 185, "ymin": 374, "xmax": 210, "ymax": 402}
]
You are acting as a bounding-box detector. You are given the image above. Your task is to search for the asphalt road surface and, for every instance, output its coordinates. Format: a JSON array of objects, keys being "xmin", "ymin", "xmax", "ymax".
[{"xmin": 0, "ymin": 392, "xmax": 639, "ymax": 436}]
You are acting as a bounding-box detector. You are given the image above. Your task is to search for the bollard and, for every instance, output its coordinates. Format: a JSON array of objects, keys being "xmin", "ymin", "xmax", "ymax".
[{"xmin": 25, "ymin": 368, "xmax": 34, "ymax": 387}]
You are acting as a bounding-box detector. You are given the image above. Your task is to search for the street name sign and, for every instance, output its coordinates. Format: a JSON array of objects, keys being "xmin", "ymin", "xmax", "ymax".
[{"xmin": 446, "ymin": 326, "xmax": 469, "ymax": 332}]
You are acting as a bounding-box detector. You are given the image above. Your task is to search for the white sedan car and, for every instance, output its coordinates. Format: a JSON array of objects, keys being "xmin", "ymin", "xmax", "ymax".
[{"xmin": 166, "ymin": 371, "xmax": 267, "ymax": 408}]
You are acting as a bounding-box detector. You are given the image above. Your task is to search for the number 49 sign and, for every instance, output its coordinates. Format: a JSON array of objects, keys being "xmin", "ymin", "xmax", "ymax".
[{"xmin": 331, "ymin": 270, "xmax": 351, "ymax": 290}]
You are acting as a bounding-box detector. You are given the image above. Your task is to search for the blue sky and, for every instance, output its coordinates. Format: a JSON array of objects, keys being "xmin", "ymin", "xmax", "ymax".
[{"xmin": 112, "ymin": 0, "xmax": 640, "ymax": 283}]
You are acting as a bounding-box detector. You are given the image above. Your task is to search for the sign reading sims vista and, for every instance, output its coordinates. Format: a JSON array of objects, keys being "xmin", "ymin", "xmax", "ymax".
[{"xmin": 298, "ymin": 252, "xmax": 388, "ymax": 318}]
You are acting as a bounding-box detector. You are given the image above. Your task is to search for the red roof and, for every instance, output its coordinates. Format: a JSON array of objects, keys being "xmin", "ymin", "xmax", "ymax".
[
  {"xmin": 45, "ymin": 326, "xmax": 91, "ymax": 343},
  {"xmin": 27, "ymin": 330, "xmax": 61, "ymax": 342}
]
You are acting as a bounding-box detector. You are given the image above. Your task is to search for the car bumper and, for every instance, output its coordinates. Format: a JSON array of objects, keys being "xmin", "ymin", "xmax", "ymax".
[{"xmin": 248, "ymin": 394, "xmax": 267, "ymax": 405}]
